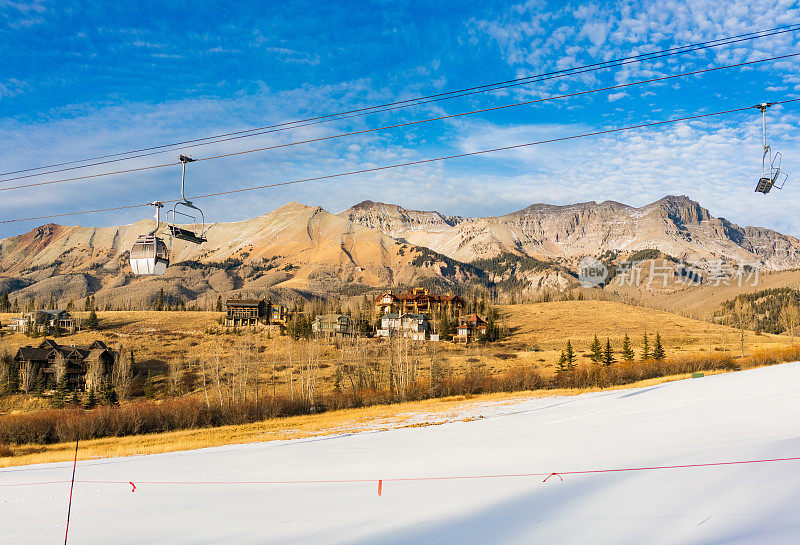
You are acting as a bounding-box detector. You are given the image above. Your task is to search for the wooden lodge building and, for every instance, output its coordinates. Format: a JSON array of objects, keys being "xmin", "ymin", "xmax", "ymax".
[
  {"xmin": 455, "ymin": 314, "xmax": 487, "ymax": 344},
  {"xmin": 225, "ymin": 299, "xmax": 290, "ymax": 328},
  {"xmin": 376, "ymin": 288, "xmax": 465, "ymax": 318},
  {"xmin": 14, "ymin": 339, "xmax": 118, "ymax": 392},
  {"xmin": 312, "ymin": 314, "xmax": 352, "ymax": 338},
  {"xmin": 10, "ymin": 310, "xmax": 76, "ymax": 335}
]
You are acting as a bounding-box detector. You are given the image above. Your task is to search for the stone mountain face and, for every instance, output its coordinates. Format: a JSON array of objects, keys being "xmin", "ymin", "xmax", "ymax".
[
  {"xmin": 338, "ymin": 196, "xmax": 800, "ymax": 269},
  {"xmin": 0, "ymin": 202, "xmax": 483, "ymax": 308},
  {"xmin": 1, "ymin": 195, "xmax": 798, "ymax": 308}
]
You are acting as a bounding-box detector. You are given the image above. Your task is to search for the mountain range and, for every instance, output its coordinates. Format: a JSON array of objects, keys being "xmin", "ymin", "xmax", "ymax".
[{"xmin": 0, "ymin": 195, "xmax": 798, "ymax": 308}]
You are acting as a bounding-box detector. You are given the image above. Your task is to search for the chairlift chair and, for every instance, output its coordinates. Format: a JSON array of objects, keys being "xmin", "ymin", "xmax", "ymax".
[
  {"xmin": 129, "ymin": 202, "xmax": 170, "ymax": 276},
  {"xmin": 167, "ymin": 155, "xmax": 208, "ymax": 244},
  {"xmin": 754, "ymin": 103, "xmax": 789, "ymax": 194}
]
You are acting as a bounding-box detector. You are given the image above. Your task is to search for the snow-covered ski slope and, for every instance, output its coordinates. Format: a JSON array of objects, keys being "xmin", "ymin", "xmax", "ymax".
[{"xmin": 3, "ymin": 363, "xmax": 800, "ymax": 544}]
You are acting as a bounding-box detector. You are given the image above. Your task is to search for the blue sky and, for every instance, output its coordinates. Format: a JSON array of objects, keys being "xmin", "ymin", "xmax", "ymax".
[{"xmin": 1, "ymin": 0, "xmax": 800, "ymax": 239}]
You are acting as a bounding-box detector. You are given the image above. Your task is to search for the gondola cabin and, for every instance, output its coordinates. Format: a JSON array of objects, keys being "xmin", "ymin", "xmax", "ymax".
[{"xmin": 130, "ymin": 234, "xmax": 169, "ymax": 276}]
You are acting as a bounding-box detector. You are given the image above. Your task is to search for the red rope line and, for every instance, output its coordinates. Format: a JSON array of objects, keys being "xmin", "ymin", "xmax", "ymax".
[{"xmin": 3, "ymin": 456, "xmax": 798, "ymax": 489}]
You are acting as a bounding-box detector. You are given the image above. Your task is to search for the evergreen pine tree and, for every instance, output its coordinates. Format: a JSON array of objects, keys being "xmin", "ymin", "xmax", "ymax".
[
  {"xmin": 0, "ymin": 291, "xmax": 8, "ymax": 312},
  {"xmin": 565, "ymin": 341, "xmax": 576, "ymax": 369},
  {"xmin": 106, "ymin": 386, "xmax": 119, "ymax": 406},
  {"xmin": 621, "ymin": 333, "xmax": 634, "ymax": 362},
  {"xmin": 641, "ymin": 333, "xmax": 650, "ymax": 360},
  {"xmin": 53, "ymin": 375, "xmax": 69, "ymax": 408},
  {"xmin": 31, "ymin": 374, "xmax": 44, "ymax": 396},
  {"xmin": 590, "ymin": 335, "xmax": 603, "ymax": 363},
  {"xmin": 48, "ymin": 294, "xmax": 55, "ymax": 310},
  {"xmin": 84, "ymin": 388, "xmax": 97, "ymax": 410},
  {"xmin": 652, "ymin": 332, "xmax": 665, "ymax": 361},
  {"xmin": 70, "ymin": 390, "xmax": 80, "ymax": 406},
  {"xmin": 556, "ymin": 350, "xmax": 568, "ymax": 376},
  {"xmin": 86, "ymin": 309, "xmax": 99, "ymax": 330},
  {"xmin": 603, "ymin": 338, "xmax": 617, "ymax": 366},
  {"xmin": 144, "ymin": 371, "xmax": 155, "ymax": 399},
  {"xmin": 438, "ymin": 313, "xmax": 452, "ymax": 340},
  {"xmin": 216, "ymin": 295, "xmax": 223, "ymax": 312},
  {"xmin": 156, "ymin": 288, "xmax": 165, "ymax": 311},
  {"xmin": 84, "ymin": 295, "xmax": 92, "ymax": 311}
]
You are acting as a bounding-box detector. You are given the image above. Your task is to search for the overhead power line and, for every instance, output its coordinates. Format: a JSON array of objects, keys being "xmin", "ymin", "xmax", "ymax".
[
  {"xmin": 3, "ymin": 97, "xmax": 797, "ymax": 225},
  {"xmin": 1, "ymin": 52, "xmax": 796, "ymax": 194},
  {"xmin": 1, "ymin": 23, "xmax": 798, "ymax": 181}
]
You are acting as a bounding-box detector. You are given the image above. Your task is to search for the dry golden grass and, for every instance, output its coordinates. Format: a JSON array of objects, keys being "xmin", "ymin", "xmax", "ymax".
[
  {"xmin": 0, "ymin": 369, "xmax": 727, "ymax": 468},
  {"xmin": 497, "ymin": 300, "xmax": 791, "ymax": 372},
  {"xmin": 0, "ymin": 394, "xmax": 50, "ymax": 414},
  {"xmin": 1, "ymin": 302, "xmax": 789, "ymax": 398}
]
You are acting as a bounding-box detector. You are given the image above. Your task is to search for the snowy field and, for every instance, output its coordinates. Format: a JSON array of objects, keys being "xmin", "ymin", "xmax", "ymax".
[{"xmin": 3, "ymin": 363, "xmax": 800, "ymax": 544}]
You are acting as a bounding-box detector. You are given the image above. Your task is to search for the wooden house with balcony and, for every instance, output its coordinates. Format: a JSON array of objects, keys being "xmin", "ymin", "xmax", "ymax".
[
  {"xmin": 225, "ymin": 299, "xmax": 267, "ymax": 327},
  {"xmin": 454, "ymin": 314, "xmax": 487, "ymax": 344},
  {"xmin": 312, "ymin": 314, "xmax": 352, "ymax": 338},
  {"xmin": 375, "ymin": 288, "xmax": 465, "ymax": 319},
  {"xmin": 377, "ymin": 313, "xmax": 430, "ymax": 340},
  {"xmin": 225, "ymin": 299, "xmax": 291, "ymax": 328},
  {"xmin": 13, "ymin": 339, "xmax": 118, "ymax": 392},
  {"xmin": 10, "ymin": 310, "xmax": 76, "ymax": 335}
]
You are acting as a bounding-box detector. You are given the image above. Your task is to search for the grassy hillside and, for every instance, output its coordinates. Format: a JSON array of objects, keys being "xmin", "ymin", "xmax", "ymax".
[
  {"xmin": 1, "ymin": 302, "xmax": 790, "ymax": 393},
  {"xmin": 497, "ymin": 300, "xmax": 791, "ymax": 371}
]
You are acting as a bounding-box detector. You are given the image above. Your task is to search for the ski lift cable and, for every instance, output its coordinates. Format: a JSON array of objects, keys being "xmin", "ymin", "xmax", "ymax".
[
  {"xmin": 1, "ymin": 52, "xmax": 797, "ymax": 195},
  {"xmin": 2, "ymin": 97, "xmax": 797, "ymax": 225},
  {"xmin": 6, "ymin": 40, "xmax": 794, "ymax": 187},
  {"xmin": 1, "ymin": 23, "xmax": 798, "ymax": 180}
]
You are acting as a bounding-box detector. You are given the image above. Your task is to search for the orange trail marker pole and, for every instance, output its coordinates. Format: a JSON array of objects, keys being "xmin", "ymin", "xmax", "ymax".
[{"xmin": 377, "ymin": 480, "xmax": 383, "ymax": 496}]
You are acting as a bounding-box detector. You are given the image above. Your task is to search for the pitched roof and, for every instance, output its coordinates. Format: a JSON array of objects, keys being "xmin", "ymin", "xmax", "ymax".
[
  {"xmin": 16, "ymin": 347, "xmax": 50, "ymax": 361},
  {"xmin": 460, "ymin": 314, "xmax": 487, "ymax": 325},
  {"xmin": 54, "ymin": 347, "xmax": 90, "ymax": 359}
]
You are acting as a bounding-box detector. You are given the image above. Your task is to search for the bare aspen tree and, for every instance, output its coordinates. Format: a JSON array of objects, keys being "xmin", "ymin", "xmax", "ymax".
[
  {"xmin": 287, "ymin": 337, "xmax": 294, "ymax": 401},
  {"xmin": 214, "ymin": 339, "xmax": 225, "ymax": 407},
  {"xmin": 271, "ymin": 335, "xmax": 277, "ymax": 399},
  {"xmin": 780, "ymin": 305, "xmax": 800, "ymax": 344},
  {"xmin": 86, "ymin": 356, "xmax": 104, "ymax": 393},
  {"xmin": 113, "ymin": 347, "xmax": 133, "ymax": 401},
  {"xmin": 19, "ymin": 361, "xmax": 35, "ymax": 393},
  {"xmin": 305, "ymin": 339, "xmax": 317, "ymax": 407},
  {"xmin": 168, "ymin": 357, "xmax": 184, "ymax": 396},
  {"xmin": 199, "ymin": 356, "xmax": 211, "ymax": 409}
]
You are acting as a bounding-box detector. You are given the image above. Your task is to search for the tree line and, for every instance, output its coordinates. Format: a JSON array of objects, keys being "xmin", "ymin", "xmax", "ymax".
[{"xmin": 557, "ymin": 332, "xmax": 666, "ymax": 375}]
